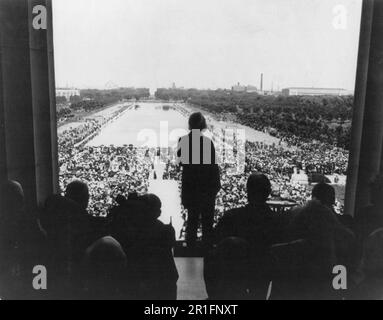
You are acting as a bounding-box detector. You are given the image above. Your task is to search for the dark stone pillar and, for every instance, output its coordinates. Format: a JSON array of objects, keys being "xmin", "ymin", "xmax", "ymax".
[
  {"xmin": 46, "ymin": 0, "xmax": 59, "ymax": 195},
  {"xmin": 28, "ymin": 0, "xmax": 58, "ymax": 204},
  {"xmin": 345, "ymin": 0, "xmax": 383, "ymax": 216},
  {"xmin": 0, "ymin": 44, "xmax": 6, "ymax": 183},
  {"xmin": 0, "ymin": 0, "xmax": 57, "ymax": 209},
  {"xmin": 0, "ymin": 0, "xmax": 37, "ymax": 210}
]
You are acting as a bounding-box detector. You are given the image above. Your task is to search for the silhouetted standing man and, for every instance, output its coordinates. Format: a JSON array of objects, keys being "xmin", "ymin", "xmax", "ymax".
[{"xmin": 177, "ymin": 112, "xmax": 221, "ymax": 249}]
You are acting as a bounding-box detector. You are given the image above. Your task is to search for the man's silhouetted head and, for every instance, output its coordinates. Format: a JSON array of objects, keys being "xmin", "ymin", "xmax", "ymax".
[
  {"xmin": 142, "ymin": 193, "xmax": 162, "ymax": 219},
  {"xmin": 188, "ymin": 112, "xmax": 207, "ymax": 131},
  {"xmin": 312, "ymin": 182, "xmax": 335, "ymax": 208},
  {"xmin": 0, "ymin": 180, "xmax": 24, "ymax": 221},
  {"xmin": 246, "ymin": 173, "xmax": 271, "ymax": 205},
  {"xmin": 65, "ymin": 180, "xmax": 89, "ymax": 211}
]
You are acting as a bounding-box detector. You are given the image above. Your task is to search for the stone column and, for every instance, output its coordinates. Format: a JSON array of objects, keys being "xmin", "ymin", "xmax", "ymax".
[
  {"xmin": 28, "ymin": 0, "xmax": 58, "ymax": 204},
  {"xmin": 345, "ymin": 0, "xmax": 383, "ymax": 216},
  {"xmin": 0, "ymin": 0, "xmax": 58, "ymax": 209}
]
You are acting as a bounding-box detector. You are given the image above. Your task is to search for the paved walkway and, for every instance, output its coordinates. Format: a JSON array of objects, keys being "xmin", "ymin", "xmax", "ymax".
[
  {"xmin": 175, "ymin": 258, "xmax": 208, "ymax": 300},
  {"xmin": 148, "ymin": 160, "xmax": 184, "ymax": 240}
]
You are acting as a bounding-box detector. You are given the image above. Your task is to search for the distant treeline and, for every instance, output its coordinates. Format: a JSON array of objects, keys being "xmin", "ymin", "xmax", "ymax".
[
  {"xmin": 155, "ymin": 88, "xmax": 354, "ymax": 149},
  {"xmin": 56, "ymin": 88, "xmax": 150, "ymax": 120},
  {"xmin": 56, "ymin": 100, "xmax": 105, "ymax": 120},
  {"xmin": 56, "ymin": 105, "xmax": 72, "ymax": 119},
  {"xmin": 70, "ymin": 100, "xmax": 105, "ymax": 112},
  {"xmin": 81, "ymin": 88, "xmax": 150, "ymax": 104}
]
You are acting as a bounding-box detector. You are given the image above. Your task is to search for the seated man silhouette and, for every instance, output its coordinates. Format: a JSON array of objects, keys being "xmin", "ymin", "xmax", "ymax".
[
  {"xmin": 82, "ymin": 235, "xmax": 128, "ymax": 300},
  {"xmin": 310, "ymin": 183, "xmax": 357, "ymax": 271},
  {"xmin": 42, "ymin": 190, "xmax": 128, "ymax": 299},
  {"xmin": 65, "ymin": 180, "xmax": 126, "ymax": 299},
  {"xmin": 177, "ymin": 112, "xmax": 221, "ymax": 249},
  {"xmin": 205, "ymin": 173, "xmax": 284, "ymax": 299},
  {"xmin": 273, "ymin": 200, "xmax": 350, "ymax": 299},
  {"xmin": 0, "ymin": 181, "xmax": 27, "ymax": 299},
  {"xmin": 214, "ymin": 173, "xmax": 284, "ymax": 249},
  {"xmin": 0, "ymin": 180, "xmax": 44, "ymax": 299},
  {"xmin": 110, "ymin": 193, "xmax": 178, "ymax": 300},
  {"xmin": 312, "ymin": 182, "xmax": 336, "ymax": 210},
  {"xmin": 65, "ymin": 180, "xmax": 107, "ymax": 244},
  {"xmin": 351, "ymin": 228, "xmax": 383, "ymax": 300},
  {"xmin": 204, "ymin": 237, "xmax": 251, "ymax": 300},
  {"xmin": 311, "ymin": 182, "xmax": 353, "ymax": 229},
  {"xmin": 65, "ymin": 180, "xmax": 90, "ymax": 212},
  {"xmin": 354, "ymin": 174, "xmax": 383, "ymax": 242},
  {"xmin": 288, "ymin": 200, "xmax": 353, "ymax": 264},
  {"xmin": 40, "ymin": 193, "xmax": 94, "ymax": 299},
  {"xmin": 41, "ymin": 181, "xmax": 105, "ymax": 298}
]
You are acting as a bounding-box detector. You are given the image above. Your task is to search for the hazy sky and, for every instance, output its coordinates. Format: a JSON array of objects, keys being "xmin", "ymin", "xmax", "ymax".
[{"xmin": 53, "ymin": 0, "xmax": 362, "ymax": 93}]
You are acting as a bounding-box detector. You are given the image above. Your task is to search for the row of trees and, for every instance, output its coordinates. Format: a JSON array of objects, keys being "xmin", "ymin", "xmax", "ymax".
[
  {"xmin": 56, "ymin": 105, "xmax": 72, "ymax": 119},
  {"xmin": 155, "ymin": 88, "xmax": 354, "ymax": 149},
  {"xmin": 81, "ymin": 88, "xmax": 150, "ymax": 104},
  {"xmin": 56, "ymin": 87, "xmax": 151, "ymax": 120},
  {"xmin": 56, "ymin": 95, "xmax": 82, "ymax": 104},
  {"xmin": 69, "ymin": 100, "xmax": 106, "ymax": 112}
]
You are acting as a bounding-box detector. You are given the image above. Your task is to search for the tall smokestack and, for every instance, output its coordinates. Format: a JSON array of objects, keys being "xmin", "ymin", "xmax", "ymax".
[{"xmin": 260, "ymin": 73, "xmax": 263, "ymax": 92}]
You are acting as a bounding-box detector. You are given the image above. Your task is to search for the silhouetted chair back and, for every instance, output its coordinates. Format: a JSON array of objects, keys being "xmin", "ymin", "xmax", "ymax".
[
  {"xmin": 270, "ymin": 239, "xmax": 336, "ymax": 300},
  {"xmin": 40, "ymin": 194, "xmax": 91, "ymax": 299},
  {"xmin": 110, "ymin": 195, "xmax": 178, "ymax": 300},
  {"xmin": 204, "ymin": 237, "xmax": 250, "ymax": 300},
  {"xmin": 81, "ymin": 236, "xmax": 128, "ymax": 300},
  {"xmin": 334, "ymin": 227, "xmax": 357, "ymax": 271},
  {"xmin": 351, "ymin": 228, "xmax": 383, "ymax": 299}
]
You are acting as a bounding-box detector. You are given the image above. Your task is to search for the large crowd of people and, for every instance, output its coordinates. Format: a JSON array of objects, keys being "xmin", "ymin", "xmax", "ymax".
[
  {"xmin": 55, "ymin": 107, "xmax": 348, "ymax": 254},
  {"xmin": 162, "ymin": 139, "xmax": 345, "ymax": 232},
  {"xmin": 1, "ymin": 106, "xmax": 383, "ymax": 299},
  {"xmin": 60, "ymin": 145, "xmax": 152, "ymax": 216},
  {"xmin": 58, "ymin": 104, "xmax": 131, "ymax": 154},
  {"xmin": 58, "ymin": 115, "xmax": 347, "ymax": 220},
  {"xmin": 56, "ymin": 107, "xmax": 349, "ymax": 243},
  {"xmin": 1, "ymin": 172, "xmax": 382, "ymax": 299}
]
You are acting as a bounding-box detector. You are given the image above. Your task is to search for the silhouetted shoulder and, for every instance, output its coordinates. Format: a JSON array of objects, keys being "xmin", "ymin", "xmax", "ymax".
[
  {"xmin": 219, "ymin": 207, "xmax": 247, "ymax": 222},
  {"xmin": 152, "ymin": 220, "xmax": 176, "ymax": 247},
  {"xmin": 214, "ymin": 206, "xmax": 250, "ymax": 242},
  {"xmin": 88, "ymin": 236, "xmax": 123, "ymax": 250},
  {"xmin": 85, "ymin": 236, "xmax": 126, "ymax": 262}
]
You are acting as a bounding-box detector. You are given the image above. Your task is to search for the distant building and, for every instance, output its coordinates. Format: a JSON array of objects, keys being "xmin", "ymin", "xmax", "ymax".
[
  {"xmin": 232, "ymin": 83, "xmax": 247, "ymax": 92},
  {"xmin": 281, "ymin": 87, "xmax": 350, "ymax": 96},
  {"xmin": 246, "ymin": 85, "xmax": 258, "ymax": 93},
  {"xmin": 231, "ymin": 83, "xmax": 258, "ymax": 93},
  {"xmin": 56, "ymin": 88, "xmax": 80, "ymax": 101}
]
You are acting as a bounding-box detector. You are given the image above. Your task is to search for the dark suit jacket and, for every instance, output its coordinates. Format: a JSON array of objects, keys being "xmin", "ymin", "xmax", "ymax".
[
  {"xmin": 214, "ymin": 203, "xmax": 285, "ymax": 249},
  {"xmin": 177, "ymin": 131, "xmax": 221, "ymax": 208}
]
